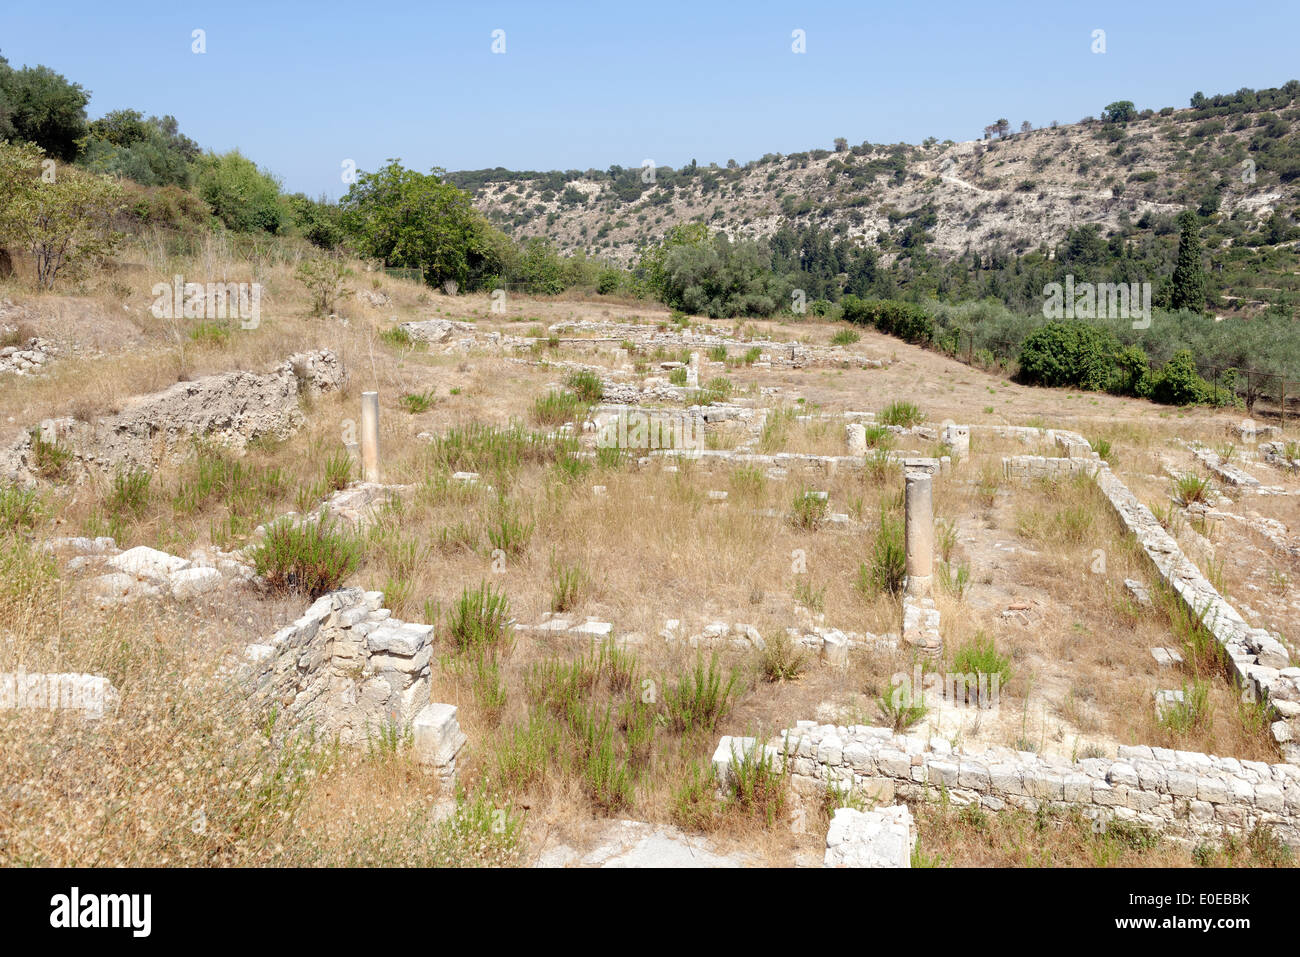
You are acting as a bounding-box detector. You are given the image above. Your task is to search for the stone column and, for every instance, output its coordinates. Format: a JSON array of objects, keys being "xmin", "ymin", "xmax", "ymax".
[
  {"xmin": 904, "ymin": 470, "xmax": 933, "ymax": 597},
  {"xmin": 846, "ymin": 423, "xmax": 867, "ymax": 456},
  {"xmin": 360, "ymin": 391, "xmax": 380, "ymax": 483},
  {"xmin": 686, "ymin": 352, "xmax": 700, "ymax": 388}
]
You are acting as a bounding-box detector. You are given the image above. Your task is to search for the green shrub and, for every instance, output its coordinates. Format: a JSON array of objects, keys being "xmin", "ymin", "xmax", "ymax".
[
  {"xmin": 252, "ymin": 514, "xmax": 363, "ymax": 599},
  {"xmin": 1157, "ymin": 681, "xmax": 1212, "ymax": 736},
  {"xmin": 188, "ymin": 321, "xmax": 231, "ymax": 346},
  {"xmin": 1148, "ymin": 350, "xmax": 1216, "ymax": 406},
  {"xmin": 860, "ymin": 512, "xmax": 906, "ymax": 596},
  {"xmin": 1173, "ymin": 472, "xmax": 1213, "ymax": 505},
  {"xmin": 531, "ymin": 390, "xmax": 585, "ymax": 426},
  {"xmin": 107, "ymin": 466, "xmax": 152, "ymax": 518},
  {"xmin": 0, "ymin": 484, "xmax": 42, "ymax": 532},
  {"xmin": 790, "ymin": 488, "xmax": 828, "ymax": 530},
  {"xmin": 841, "ymin": 297, "xmax": 935, "ymax": 344},
  {"xmin": 879, "ymin": 400, "xmax": 924, "ymax": 427},
  {"xmin": 550, "ymin": 561, "xmax": 589, "ymax": 612},
  {"xmin": 399, "ymin": 391, "xmax": 437, "ymax": 414},
  {"xmin": 759, "ymin": 631, "xmax": 807, "ymax": 682},
  {"xmin": 28, "ymin": 429, "xmax": 74, "ymax": 480},
  {"xmin": 1016, "ymin": 320, "xmax": 1120, "ymax": 390},
  {"xmin": 564, "ymin": 369, "xmax": 604, "ymax": 403},
  {"xmin": 379, "ymin": 326, "xmax": 413, "ymax": 348},
  {"xmin": 196, "ymin": 150, "xmax": 284, "ymax": 233},
  {"xmin": 446, "ymin": 581, "xmax": 513, "ymax": 653},
  {"xmin": 951, "ymin": 632, "xmax": 1012, "ymax": 691},
  {"xmin": 725, "ymin": 739, "xmax": 789, "ymax": 827},
  {"xmin": 664, "ymin": 653, "xmax": 738, "ymax": 735},
  {"xmin": 830, "ymin": 328, "xmax": 860, "ymax": 346}
]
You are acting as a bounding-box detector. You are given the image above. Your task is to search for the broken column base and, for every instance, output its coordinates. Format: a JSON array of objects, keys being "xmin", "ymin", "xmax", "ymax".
[
  {"xmin": 412, "ymin": 703, "xmax": 467, "ymax": 781},
  {"xmin": 824, "ymin": 805, "xmax": 914, "ymax": 868},
  {"xmin": 902, "ymin": 594, "xmax": 942, "ymax": 659}
]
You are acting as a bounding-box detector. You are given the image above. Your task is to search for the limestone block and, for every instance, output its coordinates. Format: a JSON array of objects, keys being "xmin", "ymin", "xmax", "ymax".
[
  {"xmin": 824, "ymin": 806, "xmax": 913, "ymax": 868},
  {"xmin": 412, "ymin": 702, "xmax": 466, "ymax": 769}
]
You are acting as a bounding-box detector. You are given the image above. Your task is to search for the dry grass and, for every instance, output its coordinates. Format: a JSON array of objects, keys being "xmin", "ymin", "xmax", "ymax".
[{"xmin": 2, "ymin": 239, "xmax": 1295, "ymax": 866}]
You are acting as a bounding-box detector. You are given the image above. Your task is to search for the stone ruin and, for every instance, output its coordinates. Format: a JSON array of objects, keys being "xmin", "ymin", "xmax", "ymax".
[
  {"xmin": 236, "ymin": 586, "xmax": 464, "ymax": 778},
  {"xmin": 0, "ymin": 349, "xmax": 347, "ymax": 486}
]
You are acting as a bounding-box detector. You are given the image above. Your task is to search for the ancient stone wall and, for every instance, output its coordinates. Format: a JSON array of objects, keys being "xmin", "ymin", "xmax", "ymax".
[
  {"xmin": 781, "ymin": 722, "xmax": 1300, "ymax": 847},
  {"xmin": 240, "ymin": 587, "xmax": 433, "ymax": 748}
]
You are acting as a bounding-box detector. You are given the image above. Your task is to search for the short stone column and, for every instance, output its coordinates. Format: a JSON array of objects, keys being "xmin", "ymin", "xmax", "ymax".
[
  {"xmin": 686, "ymin": 352, "xmax": 700, "ymax": 388},
  {"xmin": 360, "ymin": 391, "xmax": 381, "ymax": 483},
  {"xmin": 904, "ymin": 470, "xmax": 934, "ymax": 597},
  {"xmin": 846, "ymin": 423, "xmax": 867, "ymax": 456}
]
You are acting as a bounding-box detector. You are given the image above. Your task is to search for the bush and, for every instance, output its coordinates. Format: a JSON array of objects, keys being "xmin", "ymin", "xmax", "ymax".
[
  {"xmin": 841, "ymin": 297, "xmax": 934, "ymax": 343},
  {"xmin": 1147, "ymin": 350, "xmax": 1215, "ymax": 406},
  {"xmin": 295, "ymin": 257, "xmax": 353, "ymax": 317},
  {"xmin": 252, "ymin": 514, "xmax": 363, "ymax": 599},
  {"xmin": 951, "ymin": 632, "xmax": 1012, "ymax": 693},
  {"xmin": 445, "ymin": 582, "xmax": 513, "ymax": 653},
  {"xmin": 1016, "ymin": 320, "xmax": 1120, "ymax": 391},
  {"xmin": 879, "ymin": 399, "xmax": 924, "ymax": 427},
  {"xmin": 595, "ymin": 269, "xmax": 620, "ymax": 295},
  {"xmin": 564, "ymin": 369, "xmax": 604, "ymax": 403},
  {"xmin": 196, "ymin": 150, "xmax": 285, "ymax": 233},
  {"xmin": 663, "ymin": 653, "xmax": 737, "ymax": 734},
  {"xmin": 861, "ymin": 512, "xmax": 906, "ymax": 596},
  {"xmin": 759, "ymin": 631, "xmax": 807, "ymax": 682},
  {"xmin": 107, "ymin": 466, "xmax": 152, "ymax": 518},
  {"xmin": 0, "ymin": 484, "xmax": 42, "ymax": 532},
  {"xmin": 0, "ymin": 142, "xmax": 125, "ymax": 289}
]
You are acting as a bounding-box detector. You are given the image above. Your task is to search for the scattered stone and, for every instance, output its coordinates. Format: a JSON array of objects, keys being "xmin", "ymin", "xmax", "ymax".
[
  {"xmin": 824, "ymin": 805, "xmax": 914, "ymax": 868},
  {"xmin": 1151, "ymin": 647, "xmax": 1184, "ymax": 668},
  {"xmin": 1154, "ymin": 689, "xmax": 1185, "ymax": 719},
  {"xmin": 1126, "ymin": 579, "xmax": 1153, "ymax": 607},
  {"xmin": 413, "ymin": 703, "xmax": 467, "ymax": 776}
]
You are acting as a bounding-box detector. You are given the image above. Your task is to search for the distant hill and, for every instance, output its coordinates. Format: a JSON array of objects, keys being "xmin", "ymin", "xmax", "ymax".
[{"xmin": 451, "ymin": 83, "xmax": 1300, "ymax": 315}]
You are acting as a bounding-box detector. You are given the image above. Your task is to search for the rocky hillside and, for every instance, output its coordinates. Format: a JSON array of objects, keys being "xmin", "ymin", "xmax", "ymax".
[{"xmin": 454, "ymin": 88, "xmax": 1300, "ymax": 268}]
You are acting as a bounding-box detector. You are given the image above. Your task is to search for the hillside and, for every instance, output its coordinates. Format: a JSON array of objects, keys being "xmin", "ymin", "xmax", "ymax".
[{"xmin": 455, "ymin": 89, "xmax": 1300, "ymax": 305}]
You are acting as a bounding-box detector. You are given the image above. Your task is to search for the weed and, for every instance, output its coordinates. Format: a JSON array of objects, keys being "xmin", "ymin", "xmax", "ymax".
[
  {"xmin": 759, "ymin": 631, "xmax": 807, "ymax": 682},
  {"xmin": 445, "ymin": 581, "xmax": 513, "ymax": 654},
  {"xmin": 879, "ymin": 400, "xmax": 924, "ymax": 428},
  {"xmin": 252, "ymin": 513, "xmax": 363, "ymax": 599}
]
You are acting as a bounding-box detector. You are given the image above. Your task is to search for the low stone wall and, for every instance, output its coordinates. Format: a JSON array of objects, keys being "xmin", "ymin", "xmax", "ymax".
[
  {"xmin": 1002, "ymin": 454, "xmax": 1101, "ymax": 482},
  {"xmin": 780, "ymin": 722, "xmax": 1300, "ymax": 847},
  {"xmin": 239, "ymin": 587, "xmax": 434, "ymax": 750},
  {"xmin": 1092, "ymin": 465, "xmax": 1299, "ymax": 759}
]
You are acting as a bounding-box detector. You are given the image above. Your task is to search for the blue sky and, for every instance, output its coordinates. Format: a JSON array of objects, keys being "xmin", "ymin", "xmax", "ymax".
[{"xmin": 2, "ymin": 0, "xmax": 1296, "ymax": 198}]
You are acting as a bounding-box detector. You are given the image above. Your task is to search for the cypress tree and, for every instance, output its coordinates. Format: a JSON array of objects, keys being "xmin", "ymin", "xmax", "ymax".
[{"xmin": 1170, "ymin": 210, "xmax": 1206, "ymax": 312}]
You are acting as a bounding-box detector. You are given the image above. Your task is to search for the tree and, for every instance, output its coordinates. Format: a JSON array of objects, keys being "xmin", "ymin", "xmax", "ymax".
[
  {"xmin": 288, "ymin": 194, "xmax": 345, "ymax": 250},
  {"xmin": 1020, "ymin": 121, "xmax": 1032, "ymax": 133},
  {"xmin": 833, "ymin": 137, "xmax": 848, "ymax": 153},
  {"xmin": 1016, "ymin": 320, "xmax": 1119, "ymax": 390},
  {"xmin": 80, "ymin": 111, "xmax": 199, "ymax": 188},
  {"xmin": 996, "ymin": 118, "xmax": 1010, "ymax": 138},
  {"xmin": 0, "ymin": 62, "xmax": 89, "ymax": 161},
  {"xmin": 196, "ymin": 151, "xmax": 284, "ymax": 232},
  {"xmin": 341, "ymin": 159, "xmax": 507, "ymax": 290},
  {"xmin": 295, "ymin": 256, "xmax": 353, "ymax": 317},
  {"xmin": 1102, "ymin": 100, "xmax": 1137, "ymax": 123},
  {"xmin": 1169, "ymin": 210, "xmax": 1206, "ymax": 312},
  {"xmin": 0, "ymin": 140, "xmax": 124, "ymax": 288}
]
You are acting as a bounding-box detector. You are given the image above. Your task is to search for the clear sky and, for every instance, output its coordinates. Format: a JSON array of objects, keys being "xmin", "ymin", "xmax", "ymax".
[{"xmin": 2, "ymin": 0, "xmax": 1296, "ymax": 198}]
